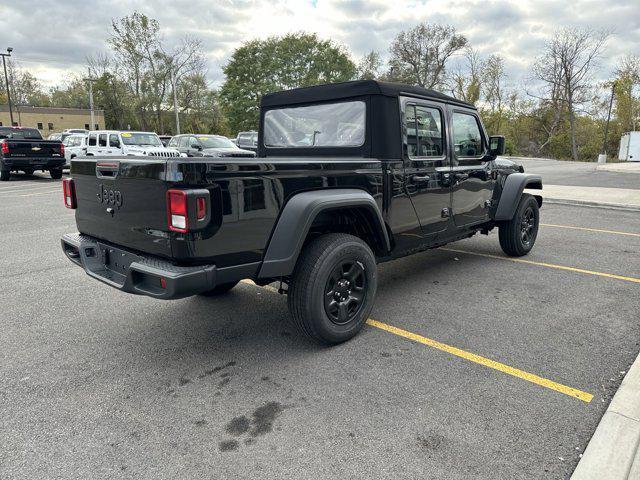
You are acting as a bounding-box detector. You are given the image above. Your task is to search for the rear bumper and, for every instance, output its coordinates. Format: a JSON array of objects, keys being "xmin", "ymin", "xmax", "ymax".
[
  {"xmin": 2, "ymin": 157, "xmax": 65, "ymax": 170},
  {"xmin": 61, "ymin": 232, "xmax": 218, "ymax": 300}
]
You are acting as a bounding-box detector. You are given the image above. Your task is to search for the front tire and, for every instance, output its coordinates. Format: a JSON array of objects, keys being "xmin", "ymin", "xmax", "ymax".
[
  {"xmin": 50, "ymin": 168, "xmax": 63, "ymax": 180},
  {"xmin": 498, "ymin": 193, "xmax": 539, "ymax": 257},
  {"xmin": 288, "ymin": 233, "xmax": 377, "ymax": 345}
]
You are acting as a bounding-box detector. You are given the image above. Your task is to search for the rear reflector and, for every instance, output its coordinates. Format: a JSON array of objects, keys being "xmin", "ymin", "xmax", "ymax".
[
  {"xmin": 196, "ymin": 197, "xmax": 206, "ymax": 220},
  {"xmin": 167, "ymin": 189, "xmax": 188, "ymax": 232},
  {"xmin": 62, "ymin": 178, "xmax": 76, "ymax": 209}
]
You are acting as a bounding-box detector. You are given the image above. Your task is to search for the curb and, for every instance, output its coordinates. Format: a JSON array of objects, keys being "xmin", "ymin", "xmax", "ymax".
[
  {"xmin": 543, "ymin": 198, "xmax": 640, "ymax": 212},
  {"xmin": 571, "ymin": 351, "xmax": 640, "ymax": 479}
]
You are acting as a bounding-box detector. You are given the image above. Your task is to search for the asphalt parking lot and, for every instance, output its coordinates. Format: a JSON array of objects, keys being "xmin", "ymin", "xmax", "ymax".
[{"xmin": 1, "ymin": 172, "xmax": 639, "ymax": 479}]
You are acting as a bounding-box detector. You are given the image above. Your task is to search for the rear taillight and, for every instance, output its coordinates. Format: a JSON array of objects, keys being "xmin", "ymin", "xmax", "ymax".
[
  {"xmin": 1, "ymin": 140, "xmax": 9, "ymax": 154},
  {"xmin": 167, "ymin": 190, "xmax": 188, "ymax": 232},
  {"xmin": 59, "ymin": 143, "xmax": 65, "ymax": 156},
  {"xmin": 166, "ymin": 189, "xmax": 209, "ymax": 233},
  {"xmin": 62, "ymin": 178, "xmax": 76, "ymax": 209}
]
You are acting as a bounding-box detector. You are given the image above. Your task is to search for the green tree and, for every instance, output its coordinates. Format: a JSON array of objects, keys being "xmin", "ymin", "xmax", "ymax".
[{"xmin": 219, "ymin": 32, "xmax": 356, "ymax": 133}]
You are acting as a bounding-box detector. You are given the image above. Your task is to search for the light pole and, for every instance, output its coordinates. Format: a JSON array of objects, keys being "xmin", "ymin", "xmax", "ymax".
[
  {"xmin": 170, "ymin": 66, "xmax": 180, "ymax": 135},
  {"xmin": 1, "ymin": 47, "xmax": 14, "ymax": 126},
  {"xmin": 83, "ymin": 73, "xmax": 96, "ymax": 130},
  {"xmin": 598, "ymin": 81, "xmax": 616, "ymax": 164}
]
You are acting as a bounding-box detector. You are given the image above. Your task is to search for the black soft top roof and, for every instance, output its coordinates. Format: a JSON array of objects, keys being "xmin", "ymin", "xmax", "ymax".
[{"xmin": 261, "ymin": 79, "xmax": 474, "ymax": 108}]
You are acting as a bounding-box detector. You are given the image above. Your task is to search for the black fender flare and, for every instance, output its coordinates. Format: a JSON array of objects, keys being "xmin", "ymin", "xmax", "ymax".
[
  {"xmin": 494, "ymin": 173, "xmax": 543, "ymax": 221},
  {"xmin": 258, "ymin": 189, "xmax": 390, "ymax": 278}
]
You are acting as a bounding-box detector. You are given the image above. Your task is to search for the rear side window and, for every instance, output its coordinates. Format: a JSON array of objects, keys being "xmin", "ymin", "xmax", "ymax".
[
  {"xmin": 88, "ymin": 134, "xmax": 97, "ymax": 146},
  {"xmin": 264, "ymin": 101, "xmax": 365, "ymax": 148},
  {"xmin": 405, "ymin": 105, "xmax": 444, "ymax": 157},
  {"xmin": 452, "ymin": 112, "xmax": 483, "ymax": 157},
  {"xmin": 98, "ymin": 134, "xmax": 107, "ymax": 147}
]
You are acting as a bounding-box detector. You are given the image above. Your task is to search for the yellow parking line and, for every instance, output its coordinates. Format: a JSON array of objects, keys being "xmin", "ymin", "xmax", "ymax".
[
  {"xmin": 540, "ymin": 223, "xmax": 640, "ymax": 238},
  {"xmin": 240, "ymin": 280, "xmax": 593, "ymax": 403},
  {"xmin": 441, "ymin": 248, "xmax": 640, "ymax": 285},
  {"xmin": 366, "ymin": 319, "xmax": 593, "ymax": 403}
]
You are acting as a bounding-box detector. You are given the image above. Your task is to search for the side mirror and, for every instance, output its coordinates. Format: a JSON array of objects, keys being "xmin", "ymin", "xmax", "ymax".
[
  {"xmin": 489, "ymin": 135, "xmax": 505, "ymax": 157},
  {"xmin": 191, "ymin": 144, "xmax": 202, "ymax": 150}
]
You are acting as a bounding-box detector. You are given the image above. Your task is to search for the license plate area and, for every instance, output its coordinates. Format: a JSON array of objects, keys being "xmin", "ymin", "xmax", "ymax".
[{"xmin": 100, "ymin": 244, "xmax": 140, "ymax": 274}]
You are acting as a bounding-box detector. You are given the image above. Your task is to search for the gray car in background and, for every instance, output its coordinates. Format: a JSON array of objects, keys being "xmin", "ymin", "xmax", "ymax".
[{"xmin": 168, "ymin": 134, "xmax": 256, "ymax": 157}]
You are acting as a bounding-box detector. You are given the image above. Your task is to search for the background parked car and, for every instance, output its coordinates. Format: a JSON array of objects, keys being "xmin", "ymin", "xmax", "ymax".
[
  {"xmin": 47, "ymin": 133, "xmax": 63, "ymax": 141},
  {"xmin": 235, "ymin": 131, "xmax": 258, "ymax": 152},
  {"xmin": 0, "ymin": 126, "xmax": 65, "ymax": 180},
  {"xmin": 85, "ymin": 130, "xmax": 180, "ymax": 157},
  {"xmin": 168, "ymin": 134, "xmax": 256, "ymax": 157},
  {"xmin": 62, "ymin": 134, "xmax": 88, "ymax": 168}
]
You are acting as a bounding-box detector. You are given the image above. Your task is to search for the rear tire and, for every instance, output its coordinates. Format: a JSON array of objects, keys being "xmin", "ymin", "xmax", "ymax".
[
  {"xmin": 199, "ymin": 281, "xmax": 239, "ymax": 296},
  {"xmin": 0, "ymin": 169, "xmax": 9, "ymax": 181},
  {"xmin": 288, "ymin": 233, "xmax": 377, "ymax": 345},
  {"xmin": 498, "ymin": 193, "xmax": 539, "ymax": 257},
  {"xmin": 50, "ymin": 168, "xmax": 63, "ymax": 180}
]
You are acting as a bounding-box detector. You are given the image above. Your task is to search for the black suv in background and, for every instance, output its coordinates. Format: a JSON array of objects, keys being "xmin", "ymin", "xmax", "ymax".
[{"xmin": 168, "ymin": 134, "xmax": 255, "ymax": 157}]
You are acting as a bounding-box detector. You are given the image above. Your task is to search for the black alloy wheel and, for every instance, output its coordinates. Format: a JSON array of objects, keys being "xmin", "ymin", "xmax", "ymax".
[{"xmin": 323, "ymin": 260, "xmax": 367, "ymax": 325}]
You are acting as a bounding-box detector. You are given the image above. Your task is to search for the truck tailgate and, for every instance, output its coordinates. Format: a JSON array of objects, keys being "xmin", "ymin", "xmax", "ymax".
[
  {"xmin": 5, "ymin": 139, "xmax": 63, "ymax": 158},
  {"xmin": 72, "ymin": 157, "xmax": 172, "ymax": 258}
]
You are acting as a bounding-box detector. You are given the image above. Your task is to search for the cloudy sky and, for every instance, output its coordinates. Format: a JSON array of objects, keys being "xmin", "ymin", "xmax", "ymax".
[{"xmin": 0, "ymin": 0, "xmax": 638, "ymax": 91}]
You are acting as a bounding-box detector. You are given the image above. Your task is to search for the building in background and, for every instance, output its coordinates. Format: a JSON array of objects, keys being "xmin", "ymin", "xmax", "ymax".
[{"xmin": 0, "ymin": 105, "xmax": 105, "ymax": 134}]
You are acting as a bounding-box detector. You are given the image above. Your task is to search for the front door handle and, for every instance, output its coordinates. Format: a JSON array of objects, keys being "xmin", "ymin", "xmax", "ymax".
[{"xmin": 412, "ymin": 174, "xmax": 430, "ymax": 183}]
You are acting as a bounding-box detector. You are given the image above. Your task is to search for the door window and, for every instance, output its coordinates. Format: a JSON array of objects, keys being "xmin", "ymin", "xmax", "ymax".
[
  {"xmin": 98, "ymin": 134, "xmax": 107, "ymax": 147},
  {"xmin": 109, "ymin": 134, "xmax": 120, "ymax": 148},
  {"xmin": 405, "ymin": 105, "xmax": 444, "ymax": 158},
  {"xmin": 452, "ymin": 112, "xmax": 483, "ymax": 157},
  {"xmin": 88, "ymin": 134, "xmax": 97, "ymax": 146}
]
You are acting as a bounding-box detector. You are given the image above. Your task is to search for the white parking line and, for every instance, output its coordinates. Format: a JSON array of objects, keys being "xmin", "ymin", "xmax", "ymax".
[
  {"xmin": 0, "ymin": 185, "xmax": 61, "ymax": 194},
  {"xmin": 0, "ymin": 189, "xmax": 59, "ymax": 198}
]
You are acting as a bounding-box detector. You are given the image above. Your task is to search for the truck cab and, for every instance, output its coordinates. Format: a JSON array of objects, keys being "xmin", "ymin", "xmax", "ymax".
[{"xmin": 62, "ymin": 80, "xmax": 542, "ymax": 345}]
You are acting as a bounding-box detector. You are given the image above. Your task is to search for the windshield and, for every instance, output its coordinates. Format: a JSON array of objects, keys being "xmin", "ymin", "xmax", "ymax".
[
  {"xmin": 264, "ymin": 101, "xmax": 365, "ymax": 148},
  {"xmin": 120, "ymin": 132, "xmax": 162, "ymax": 147},
  {"xmin": 0, "ymin": 127, "xmax": 43, "ymax": 140},
  {"xmin": 197, "ymin": 136, "xmax": 236, "ymax": 149}
]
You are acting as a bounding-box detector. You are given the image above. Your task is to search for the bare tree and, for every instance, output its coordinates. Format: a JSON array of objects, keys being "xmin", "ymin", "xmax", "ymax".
[
  {"xmin": 357, "ymin": 51, "xmax": 382, "ymax": 80},
  {"xmin": 387, "ymin": 23, "xmax": 467, "ymax": 89},
  {"xmin": 449, "ymin": 47, "xmax": 482, "ymax": 103},
  {"xmin": 533, "ymin": 28, "xmax": 609, "ymax": 161}
]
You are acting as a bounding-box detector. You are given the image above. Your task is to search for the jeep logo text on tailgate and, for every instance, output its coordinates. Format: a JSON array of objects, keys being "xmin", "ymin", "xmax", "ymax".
[{"xmin": 97, "ymin": 185, "xmax": 123, "ymax": 208}]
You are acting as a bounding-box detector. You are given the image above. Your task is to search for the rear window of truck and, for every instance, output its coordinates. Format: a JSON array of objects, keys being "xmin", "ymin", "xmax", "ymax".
[
  {"xmin": 0, "ymin": 127, "xmax": 43, "ymax": 140},
  {"xmin": 264, "ymin": 101, "xmax": 365, "ymax": 148}
]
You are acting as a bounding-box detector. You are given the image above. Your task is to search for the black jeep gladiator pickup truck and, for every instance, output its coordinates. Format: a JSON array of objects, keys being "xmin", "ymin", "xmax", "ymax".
[
  {"xmin": 0, "ymin": 126, "xmax": 65, "ymax": 180},
  {"xmin": 61, "ymin": 80, "xmax": 542, "ymax": 344}
]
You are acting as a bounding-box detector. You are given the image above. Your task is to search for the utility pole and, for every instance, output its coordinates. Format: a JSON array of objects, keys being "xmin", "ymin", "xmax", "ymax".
[
  {"xmin": 598, "ymin": 81, "xmax": 616, "ymax": 164},
  {"xmin": 170, "ymin": 66, "xmax": 180, "ymax": 135},
  {"xmin": 1, "ymin": 47, "xmax": 14, "ymax": 126},
  {"xmin": 83, "ymin": 73, "xmax": 96, "ymax": 130}
]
